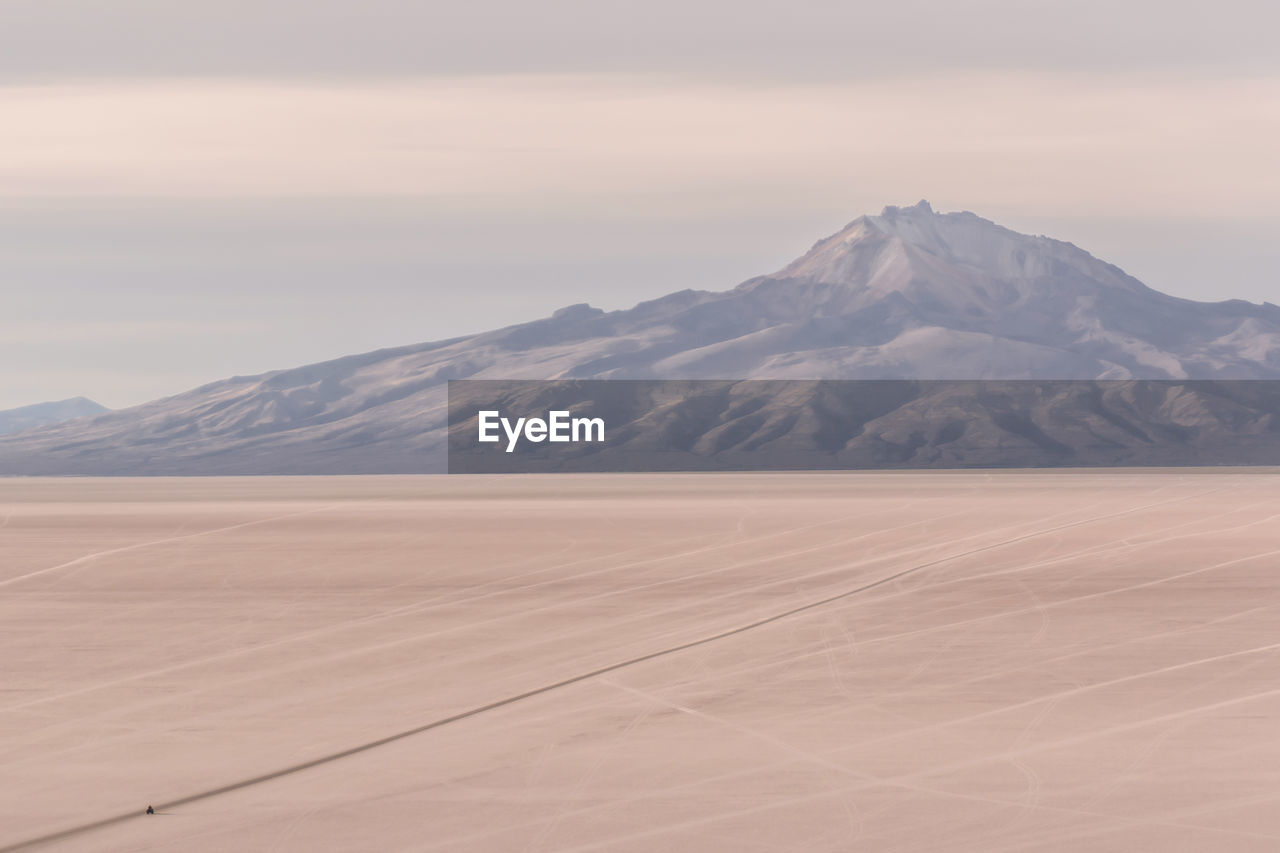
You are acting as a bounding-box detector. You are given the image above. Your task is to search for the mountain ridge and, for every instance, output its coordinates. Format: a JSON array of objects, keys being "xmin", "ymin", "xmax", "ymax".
[
  {"xmin": 0, "ymin": 397, "xmax": 110, "ymax": 437},
  {"xmin": 4, "ymin": 202, "xmax": 1279, "ymax": 474}
]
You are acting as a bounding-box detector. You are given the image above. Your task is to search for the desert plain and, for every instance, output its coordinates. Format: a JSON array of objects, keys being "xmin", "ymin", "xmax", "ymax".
[{"xmin": 3, "ymin": 470, "xmax": 1280, "ymax": 851}]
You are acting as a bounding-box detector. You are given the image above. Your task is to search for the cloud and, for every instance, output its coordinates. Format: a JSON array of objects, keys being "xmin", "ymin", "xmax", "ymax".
[
  {"xmin": 2, "ymin": 1, "xmax": 1276, "ymax": 80},
  {"xmin": 1, "ymin": 73, "xmax": 1277, "ymax": 218}
]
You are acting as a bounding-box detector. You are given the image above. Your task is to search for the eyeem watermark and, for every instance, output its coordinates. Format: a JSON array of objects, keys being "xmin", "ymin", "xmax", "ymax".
[
  {"xmin": 449, "ymin": 379, "xmax": 1280, "ymax": 473},
  {"xmin": 477, "ymin": 410, "xmax": 605, "ymax": 452}
]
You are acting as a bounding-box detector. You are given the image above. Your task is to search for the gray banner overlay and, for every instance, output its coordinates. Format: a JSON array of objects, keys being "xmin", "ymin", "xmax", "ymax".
[{"xmin": 447, "ymin": 379, "xmax": 1280, "ymax": 473}]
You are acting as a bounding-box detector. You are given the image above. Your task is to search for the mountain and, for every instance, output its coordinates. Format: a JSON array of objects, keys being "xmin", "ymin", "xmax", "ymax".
[
  {"xmin": 0, "ymin": 397, "xmax": 109, "ymax": 436},
  {"xmin": 4, "ymin": 201, "xmax": 1280, "ymax": 474}
]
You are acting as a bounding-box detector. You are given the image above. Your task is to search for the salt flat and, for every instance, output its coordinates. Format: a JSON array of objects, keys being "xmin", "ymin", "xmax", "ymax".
[{"xmin": 3, "ymin": 471, "xmax": 1280, "ymax": 852}]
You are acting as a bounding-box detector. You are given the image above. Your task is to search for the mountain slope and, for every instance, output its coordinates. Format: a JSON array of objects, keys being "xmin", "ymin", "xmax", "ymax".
[
  {"xmin": 0, "ymin": 397, "xmax": 110, "ymax": 436},
  {"xmin": 4, "ymin": 201, "xmax": 1280, "ymax": 474}
]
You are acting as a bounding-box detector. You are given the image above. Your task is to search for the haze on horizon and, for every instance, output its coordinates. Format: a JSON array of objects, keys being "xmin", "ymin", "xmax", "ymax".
[{"xmin": 2, "ymin": 0, "xmax": 1278, "ymax": 410}]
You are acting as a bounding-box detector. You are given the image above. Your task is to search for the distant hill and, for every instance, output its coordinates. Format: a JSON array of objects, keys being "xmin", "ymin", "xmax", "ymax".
[
  {"xmin": 3, "ymin": 201, "xmax": 1280, "ymax": 474},
  {"xmin": 0, "ymin": 397, "xmax": 110, "ymax": 437}
]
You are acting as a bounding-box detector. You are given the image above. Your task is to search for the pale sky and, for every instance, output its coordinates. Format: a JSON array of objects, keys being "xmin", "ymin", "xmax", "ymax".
[{"xmin": 3, "ymin": 1, "xmax": 1278, "ymax": 410}]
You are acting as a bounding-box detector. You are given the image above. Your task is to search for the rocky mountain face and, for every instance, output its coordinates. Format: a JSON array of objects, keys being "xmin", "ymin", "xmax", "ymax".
[
  {"xmin": 0, "ymin": 397, "xmax": 109, "ymax": 436},
  {"xmin": 4, "ymin": 201, "xmax": 1280, "ymax": 474}
]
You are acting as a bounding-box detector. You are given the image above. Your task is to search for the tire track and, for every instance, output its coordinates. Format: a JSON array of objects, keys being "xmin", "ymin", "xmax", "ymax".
[{"xmin": 0, "ymin": 505, "xmax": 338, "ymax": 590}]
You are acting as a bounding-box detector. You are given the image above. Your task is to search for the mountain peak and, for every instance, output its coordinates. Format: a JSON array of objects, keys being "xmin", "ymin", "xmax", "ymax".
[
  {"xmin": 776, "ymin": 201, "xmax": 1146, "ymax": 297},
  {"xmin": 879, "ymin": 199, "xmax": 934, "ymax": 218}
]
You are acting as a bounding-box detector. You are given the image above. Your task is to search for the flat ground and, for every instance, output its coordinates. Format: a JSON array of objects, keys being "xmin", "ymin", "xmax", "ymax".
[{"xmin": 3, "ymin": 471, "xmax": 1280, "ymax": 852}]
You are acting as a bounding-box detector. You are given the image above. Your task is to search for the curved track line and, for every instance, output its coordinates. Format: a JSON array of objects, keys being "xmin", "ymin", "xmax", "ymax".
[{"xmin": 0, "ymin": 498, "xmax": 1182, "ymax": 853}]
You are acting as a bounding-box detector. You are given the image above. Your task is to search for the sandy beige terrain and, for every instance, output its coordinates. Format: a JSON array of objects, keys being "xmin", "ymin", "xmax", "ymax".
[{"xmin": 3, "ymin": 470, "xmax": 1280, "ymax": 851}]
